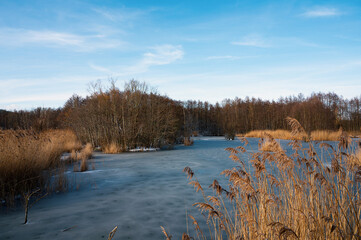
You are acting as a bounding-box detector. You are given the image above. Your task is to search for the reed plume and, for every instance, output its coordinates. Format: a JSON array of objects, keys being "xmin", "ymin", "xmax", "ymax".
[{"xmin": 183, "ymin": 117, "xmax": 361, "ymax": 239}]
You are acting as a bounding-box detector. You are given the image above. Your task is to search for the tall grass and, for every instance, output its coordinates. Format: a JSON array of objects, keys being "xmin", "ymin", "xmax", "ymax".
[
  {"xmin": 243, "ymin": 129, "xmax": 356, "ymax": 141},
  {"xmin": 182, "ymin": 118, "xmax": 361, "ymax": 240},
  {"xmin": 311, "ymin": 130, "xmax": 341, "ymax": 141},
  {"xmin": 184, "ymin": 137, "xmax": 194, "ymax": 146},
  {"xmin": 0, "ymin": 129, "xmax": 82, "ymax": 205},
  {"xmin": 72, "ymin": 143, "xmax": 93, "ymax": 172},
  {"xmin": 102, "ymin": 142, "xmax": 123, "ymax": 154},
  {"xmin": 259, "ymin": 135, "xmax": 283, "ymax": 152},
  {"xmin": 243, "ymin": 129, "xmax": 300, "ymax": 140}
]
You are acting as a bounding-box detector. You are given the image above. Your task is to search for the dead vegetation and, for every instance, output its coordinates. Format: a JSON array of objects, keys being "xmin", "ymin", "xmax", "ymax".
[
  {"xmin": 259, "ymin": 134, "xmax": 283, "ymax": 152},
  {"xmin": 71, "ymin": 143, "xmax": 93, "ymax": 172},
  {"xmin": 243, "ymin": 129, "xmax": 296, "ymax": 140},
  {"xmin": 0, "ymin": 129, "xmax": 85, "ymax": 206},
  {"xmin": 242, "ymin": 128, "xmax": 359, "ymax": 141},
  {"xmin": 182, "ymin": 117, "xmax": 361, "ymax": 240},
  {"xmin": 102, "ymin": 142, "xmax": 123, "ymax": 154},
  {"xmin": 184, "ymin": 137, "xmax": 194, "ymax": 146}
]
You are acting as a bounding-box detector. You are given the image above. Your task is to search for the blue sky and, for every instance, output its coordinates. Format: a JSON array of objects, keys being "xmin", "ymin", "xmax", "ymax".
[{"xmin": 1, "ymin": 0, "xmax": 361, "ymax": 110}]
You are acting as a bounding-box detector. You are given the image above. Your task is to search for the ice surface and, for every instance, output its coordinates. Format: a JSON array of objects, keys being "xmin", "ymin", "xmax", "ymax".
[{"xmin": 0, "ymin": 137, "xmax": 342, "ymax": 239}]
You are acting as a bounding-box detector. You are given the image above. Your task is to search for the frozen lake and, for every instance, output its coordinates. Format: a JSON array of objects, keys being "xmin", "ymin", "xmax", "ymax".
[{"xmin": 0, "ymin": 137, "xmax": 342, "ymax": 239}]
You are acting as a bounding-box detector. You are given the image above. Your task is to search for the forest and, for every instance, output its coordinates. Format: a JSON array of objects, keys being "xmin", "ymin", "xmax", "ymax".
[{"xmin": 1, "ymin": 80, "xmax": 360, "ymax": 150}]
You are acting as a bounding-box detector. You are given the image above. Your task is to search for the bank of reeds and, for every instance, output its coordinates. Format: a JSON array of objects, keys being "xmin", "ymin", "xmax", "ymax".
[
  {"xmin": 242, "ymin": 128, "xmax": 360, "ymax": 141},
  {"xmin": 181, "ymin": 117, "xmax": 361, "ymax": 240},
  {"xmin": 243, "ymin": 129, "xmax": 299, "ymax": 140},
  {"xmin": 0, "ymin": 129, "xmax": 82, "ymax": 205}
]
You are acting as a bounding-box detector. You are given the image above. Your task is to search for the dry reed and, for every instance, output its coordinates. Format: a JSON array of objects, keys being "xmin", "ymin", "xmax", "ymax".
[
  {"xmin": 72, "ymin": 143, "xmax": 93, "ymax": 172},
  {"xmin": 311, "ymin": 130, "xmax": 341, "ymax": 141},
  {"xmin": 243, "ymin": 129, "xmax": 296, "ymax": 140},
  {"xmin": 103, "ymin": 142, "xmax": 123, "ymax": 154},
  {"xmin": 184, "ymin": 137, "xmax": 194, "ymax": 146},
  {"xmin": 184, "ymin": 118, "xmax": 361, "ymax": 240},
  {"xmin": 0, "ymin": 129, "xmax": 81, "ymax": 205},
  {"xmin": 70, "ymin": 143, "xmax": 93, "ymax": 161},
  {"xmin": 259, "ymin": 137, "xmax": 283, "ymax": 152},
  {"xmin": 243, "ymin": 128, "xmax": 356, "ymax": 141}
]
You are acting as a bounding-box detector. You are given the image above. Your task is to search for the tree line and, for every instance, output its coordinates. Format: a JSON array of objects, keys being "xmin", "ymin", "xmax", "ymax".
[{"xmin": 1, "ymin": 80, "xmax": 360, "ymax": 148}]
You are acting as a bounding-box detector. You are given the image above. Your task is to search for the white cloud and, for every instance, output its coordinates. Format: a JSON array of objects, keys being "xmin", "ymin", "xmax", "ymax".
[
  {"xmin": 25, "ymin": 31, "xmax": 83, "ymax": 45},
  {"xmin": 302, "ymin": 7, "xmax": 341, "ymax": 17},
  {"xmin": 92, "ymin": 6, "xmax": 156, "ymax": 23},
  {"xmin": 89, "ymin": 63, "xmax": 114, "ymax": 74},
  {"xmin": 0, "ymin": 28, "xmax": 124, "ymax": 51},
  {"xmin": 142, "ymin": 45, "xmax": 184, "ymax": 66},
  {"xmin": 88, "ymin": 45, "xmax": 184, "ymax": 77},
  {"xmin": 231, "ymin": 35, "xmax": 270, "ymax": 48}
]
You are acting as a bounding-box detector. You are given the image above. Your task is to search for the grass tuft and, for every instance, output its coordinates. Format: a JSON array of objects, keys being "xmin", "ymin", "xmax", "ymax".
[
  {"xmin": 103, "ymin": 142, "xmax": 123, "ymax": 154},
  {"xmin": 184, "ymin": 137, "xmax": 194, "ymax": 146}
]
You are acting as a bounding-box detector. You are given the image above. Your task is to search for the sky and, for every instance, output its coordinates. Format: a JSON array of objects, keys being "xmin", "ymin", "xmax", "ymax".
[{"xmin": 1, "ymin": 0, "xmax": 361, "ymax": 110}]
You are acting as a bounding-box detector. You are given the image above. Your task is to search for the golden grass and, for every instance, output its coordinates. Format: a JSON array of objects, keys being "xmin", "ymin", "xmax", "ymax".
[
  {"xmin": 349, "ymin": 131, "xmax": 361, "ymax": 138},
  {"xmin": 72, "ymin": 143, "xmax": 93, "ymax": 172},
  {"xmin": 43, "ymin": 129, "xmax": 82, "ymax": 152},
  {"xmin": 71, "ymin": 143, "xmax": 93, "ymax": 161},
  {"xmin": 183, "ymin": 118, "xmax": 361, "ymax": 240},
  {"xmin": 102, "ymin": 142, "xmax": 123, "ymax": 154},
  {"xmin": 354, "ymin": 149, "xmax": 361, "ymax": 166},
  {"xmin": 242, "ymin": 128, "xmax": 358, "ymax": 141},
  {"xmin": 0, "ymin": 129, "xmax": 81, "ymax": 205},
  {"xmin": 184, "ymin": 137, "xmax": 194, "ymax": 146},
  {"xmin": 311, "ymin": 130, "xmax": 341, "ymax": 141},
  {"xmin": 243, "ymin": 129, "xmax": 295, "ymax": 140},
  {"xmin": 259, "ymin": 138, "xmax": 283, "ymax": 152}
]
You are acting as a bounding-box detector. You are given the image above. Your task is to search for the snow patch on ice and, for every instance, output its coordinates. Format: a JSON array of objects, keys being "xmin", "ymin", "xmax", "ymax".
[{"xmin": 129, "ymin": 147, "xmax": 160, "ymax": 152}]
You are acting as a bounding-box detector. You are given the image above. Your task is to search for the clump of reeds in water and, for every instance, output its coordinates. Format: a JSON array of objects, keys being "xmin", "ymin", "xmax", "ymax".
[
  {"xmin": 184, "ymin": 136, "xmax": 194, "ymax": 146},
  {"xmin": 0, "ymin": 129, "xmax": 81, "ymax": 206},
  {"xmin": 102, "ymin": 142, "xmax": 123, "ymax": 154},
  {"xmin": 72, "ymin": 143, "xmax": 93, "ymax": 172},
  {"xmin": 180, "ymin": 117, "xmax": 361, "ymax": 240}
]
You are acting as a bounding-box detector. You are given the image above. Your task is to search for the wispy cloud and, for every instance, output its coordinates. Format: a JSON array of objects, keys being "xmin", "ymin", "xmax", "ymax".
[
  {"xmin": 0, "ymin": 28, "xmax": 124, "ymax": 51},
  {"xmin": 90, "ymin": 44, "xmax": 184, "ymax": 75},
  {"xmin": 302, "ymin": 7, "xmax": 341, "ymax": 18},
  {"xmin": 92, "ymin": 7, "xmax": 143, "ymax": 22},
  {"xmin": 141, "ymin": 45, "xmax": 184, "ymax": 66},
  {"xmin": 89, "ymin": 63, "xmax": 114, "ymax": 74},
  {"xmin": 231, "ymin": 35, "xmax": 270, "ymax": 48}
]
